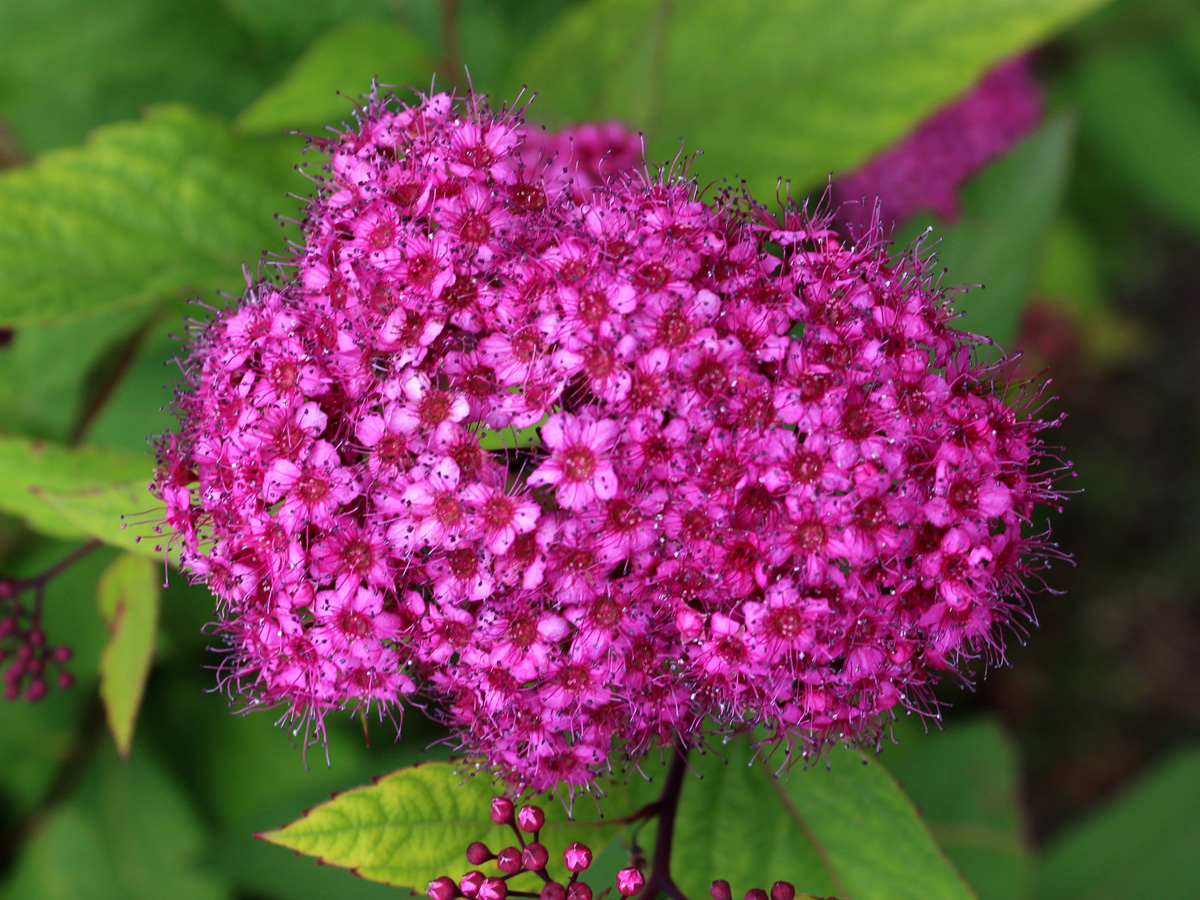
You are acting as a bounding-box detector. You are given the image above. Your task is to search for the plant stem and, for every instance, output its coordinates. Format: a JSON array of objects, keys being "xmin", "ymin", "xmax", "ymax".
[
  {"xmin": 7, "ymin": 539, "xmax": 102, "ymax": 607},
  {"xmin": 641, "ymin": 735, "xmax": 691, "ymax": 900}
]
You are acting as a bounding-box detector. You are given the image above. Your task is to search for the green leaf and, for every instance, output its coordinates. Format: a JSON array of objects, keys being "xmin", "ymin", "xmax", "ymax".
[
  {"xmin": 36, "ymin": 478, "xmax": 169, "ymax": 560},
  {"xmin": 1035, "ymin": 745, "xmax": 1200, "ymax": 900},
  {"xmin": 97, "ymin": 554, "xmax": 162, "ymax": 758},
  {"xmin": 0, "ymin": 435, "xmax": 154, "ymax": 544},
  {"xmin": 899, "ymin": 113, "xmax": 1075, "ymax": 347},
  {"xmin": 259, "ymin": 761, "xmax": 627, "ymax": 888},
  {"xmin": 883, "ymin": 717, "xmax": 1033, "ymax": 900},
  {"xmin": 511, "ymin": 0, "xmax": 1109, "ymax": 199},
  {"xmin": 0, "ymin": 745, "xmax": 230, "ymax": 900},
  {"xmin": 0, "ymin": 0, "xmax": 278, "ymax": 155},
  {"xmin": 238, "ymin": 21, "xmax": 433, "ymax": 134},
  {"xmin": 629, "ymin": 738, "xmax": 976, "ymax": 900},
  {"xmin": 0, "ymin": 305, "xmax": 158, "ymax": 442},
  {"xmin": 1075, "ymin": 44, "xmax": 1200, "ymax": 235},
  {"xmin": 222, "ymin": 0, "xmax": 398, "ymax": 57},
  {"xmin": 0, "ymin": 105, "xmax": 304, "ymax": 327}
]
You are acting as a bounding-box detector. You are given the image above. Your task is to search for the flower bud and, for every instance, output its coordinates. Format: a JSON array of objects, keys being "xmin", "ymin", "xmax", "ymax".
[
  {"xmin": 428, "ymin": 876, "xmax": 458, "ymax": 900},
  {"xmin": 466, "ymin": 842, "xmax": 494, "ymax": 865},
  {"xmin": 478, "ymin": 877, "xmax": 508, "ymax": 900},
  {"xmin": 490, "ymin": 798, "xmax": 515, "ymax": 825},
  {"xmin": 496, "ymin": 846, "xmax": 522, "ymax": 874},
  {"xmin": 521, "ymin": 841, "xmax": 550, "ymax": 871},
  {"xmin": 616, "ymin": 867, "xmax": 646, "ymax": 896},
  {"xmin": 24, "ymin": 678, "xmax": 46, "ymax": 703},
  {"xmin": 711, "ymin": 881, "xmax": 732, "ymax": 900},
  {"xmin": 770, "ymin": 882, "xmax": 795, "ymax": 900},
  {"xmin": 459, "ymin": 870, "xmax": 486, "ymax": 900},
  {"xmin": 745, "ymin": 890, "xmax": 768, "ymax": 900},
  {"xmin": 516, "ymin": 804, "xmax": 545, "ymax": 833},
  {"xmin": 540, "ymin": 885, "xmax": 566, "ymax": 900},
  {"xmin": 562, "ymin": 841, "xmax": 592, "ymax": 872},
  {"xmin": 567, "ymin": 883, "xmax": 593, "ymax": 900}
]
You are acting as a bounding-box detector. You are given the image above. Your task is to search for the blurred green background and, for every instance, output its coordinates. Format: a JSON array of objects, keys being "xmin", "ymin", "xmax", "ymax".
[{"xmin": 2, "ymin": 0, "xmax": 1200, "ymax": 898}]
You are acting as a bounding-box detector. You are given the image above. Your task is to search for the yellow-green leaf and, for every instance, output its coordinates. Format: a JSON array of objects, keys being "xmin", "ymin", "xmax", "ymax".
[
  {"xmin": 0, "ymin": 436, "xmax": 155, "ymax": 548},
  {"xmin": 512, "ymin": 0, "xmax": 1110, "ymax": 199},
  {"xmin": 97, "ymin": 554, "xmax": 161, "ymax": 758},
  {"xmin": 258, "ymin": 761, "xmax": 628, "ymax": 889},
  {"xmin": 0, "ymin": 105, "xmax": 303, "ymax": 326}
]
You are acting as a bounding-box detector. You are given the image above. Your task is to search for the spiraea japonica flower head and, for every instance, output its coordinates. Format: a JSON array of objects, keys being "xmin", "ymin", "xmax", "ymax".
[{"xmin": 155, "ymin": 87, "xmax": 1068, "ymax": 793}]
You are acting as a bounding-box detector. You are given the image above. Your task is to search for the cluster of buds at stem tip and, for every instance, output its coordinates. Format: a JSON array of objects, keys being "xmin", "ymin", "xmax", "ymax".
[
  {"xmin": 710, "ymin": 880, "xmax": 797, "ymax": 900},
  {"xmin": 0, "ymin": 577, "xmax": 73, "ymax": 702},
  {"xmin": 428, "ymin": 798, "xmax": 646, "ymax": 900}
]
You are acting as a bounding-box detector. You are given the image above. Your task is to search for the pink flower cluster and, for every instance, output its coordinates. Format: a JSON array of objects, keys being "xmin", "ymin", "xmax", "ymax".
[
  {"xmin": 518, "ymin": 121, "xmax": 643, "ymax": 202},
  {"xmin": 156, "ymin": 89, "xmax": 1065, "ymax": 792},
  {"xmin": 836, "ymin": 56, "xmax": 1043, "ymax": 226}
]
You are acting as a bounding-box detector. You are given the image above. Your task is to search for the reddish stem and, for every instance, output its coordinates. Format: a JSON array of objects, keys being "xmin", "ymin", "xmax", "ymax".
[{"xmin": 639, "ymin": 736, "xmax": 691, "ymax": 900}]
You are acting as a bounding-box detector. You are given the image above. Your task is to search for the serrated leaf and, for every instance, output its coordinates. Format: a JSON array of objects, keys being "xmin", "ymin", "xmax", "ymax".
[
  {"xmin": 258, "ymin": 761, "xmax": 627, "ymax": 888},
  {"xmin": 0, "ymin": 105, "xmax": 304, "ymax": 327},
  {"xmin": 0, "ymin": 435, "xmax": 154, "ymax": 542},
  {"xmin": 238, "ymin": 21, "xmax": 433, "ymax": 134},
  {"xmin": 628, "ymin": 738, "xmax": 975, "ymax": 900},
  {"xmin": 97, "ymin": 554, "xmax": 161, "ymax": 758},
  {"xmin": 511, "ymin": 0, "xmax": 1108, "ymax": 199},
  {"xmin": 899, "ymin": 113, "xmax": 1075, "ymax": 347},
  {"xmin": 884, "ymin": 717, "xmax": 1033, "ymax": 900},
  {"xmin": 1035, "ymin": 745, "xmax": 1200, "ymax": 900}
]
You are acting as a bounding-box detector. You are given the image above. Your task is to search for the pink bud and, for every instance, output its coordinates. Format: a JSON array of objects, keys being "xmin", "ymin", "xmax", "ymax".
[
  {"xmin": 567, "ymin": 883, "xmax": 593, "ymax": 900},
  {"xmin": 617, "ymin": 867, "xmax": 646, "ymax": 896},
  {"xmin": 770, "ymin": 883, "xmax": 795, "ymax": 900},
  {"xmin": 466, "ymin": 842, "xmax": 493, "ymax": 865},
  {"xmin": 478, "ymin": 877, "xmax": 508, "ymax": 900},
  {"xmin": 745, "ymin": 890, "xmax": 768, "ymax": 900},
  {"xmin": 490, "ymin": 797, "xmax": 515, "ymax": 825},
  {"xmin": 24, "ymin": 678, "xmax": 46, "ymax": 703},
  {"xmin": 496, "ymin": 846, "xmax": 522, "ymax": 874},
  {"xmin": 522, "ymin": 842, "xmax": 550, "ymax": 871},
  {"xmin": 711, "ymin": 881, "xmax": 732, "ymax": 900},
  {"xmin": 428, "ymin": 876, "xmax": 458, "ymax": 900},
  {"xmin": 562, "ymin": 841, "xmax": 592, "ymax": 872},
  {"xmin": 516, "ymin": 804, "xmax": 545, "ymax": 833},
  {"xmin": 540, "ymin": 885, "xmax": 566, "ymax": 900},
  {"xmin": 459, "ymin": 870, "xmax": 486, "ymax": 900}
]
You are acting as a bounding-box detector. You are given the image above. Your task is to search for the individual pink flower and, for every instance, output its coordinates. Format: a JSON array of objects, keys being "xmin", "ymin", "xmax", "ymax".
[{"xmin": 526, "ymin": 413, "xmax": 620, "ymax": 510}]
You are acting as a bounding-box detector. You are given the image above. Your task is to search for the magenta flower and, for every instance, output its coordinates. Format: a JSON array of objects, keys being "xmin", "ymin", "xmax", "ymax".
[{"xmin": 156, "ymin": 88, "xmax": 1068, "ymax": 793}]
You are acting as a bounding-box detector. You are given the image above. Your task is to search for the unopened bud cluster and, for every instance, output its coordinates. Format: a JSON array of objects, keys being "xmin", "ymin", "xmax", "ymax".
[
  {"xmin": 0, "ymin": 580, "xmax": 73, "ymax": 702},
  {"xmin": 428, "ymin": 799, "xmax": 645, "ymax": 900},
  {"xmin": 711, "ymin": 879, "xmax": 796, "ymax": 900}
]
